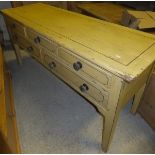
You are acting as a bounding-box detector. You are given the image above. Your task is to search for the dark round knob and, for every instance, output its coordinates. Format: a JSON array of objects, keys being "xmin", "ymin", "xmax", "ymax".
[
  {"xmin": 14, "ymin": 35, "xmax": 18, "ymax": 40},
  {"xmin": 49, "ymin": 62, "xmax": 56, "ymax": 69},
  {"xmin": 73, "ymin": 61, "xmax": 82, "ymax": 71},
  {"xmin": 34, "ymin": 36, "xmax": 40, "ymax": 44},
  {"xmin": 12, "ymin": 24, "xmax": 16, "ymax": 28},
  {"xmin": 79, "ymin": 83, "xmax": 89, "ymax": 93},
  {"xmin": 27, "ymin": 46, "xmax": 33, "ymax": 52}
]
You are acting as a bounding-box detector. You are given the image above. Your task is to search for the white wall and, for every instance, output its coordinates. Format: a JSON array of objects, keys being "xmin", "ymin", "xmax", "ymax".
[{"xmin": 0, "ymin": 1, "xmax": 12, "ymax": 40}]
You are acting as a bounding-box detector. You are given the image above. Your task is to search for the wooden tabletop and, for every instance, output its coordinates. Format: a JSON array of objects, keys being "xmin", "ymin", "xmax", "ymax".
[{"xmin": 2, "ymin": 3, "xmax": 155, "ymax": 81}]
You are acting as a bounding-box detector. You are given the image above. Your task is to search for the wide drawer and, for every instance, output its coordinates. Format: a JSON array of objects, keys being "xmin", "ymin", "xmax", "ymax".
[
  {"xmin": 58, "ymin": 47, "xmax": 112, "ymax": 88},
  {"xmin": 42, "ymin": 51, "xmax": 109, "ymax": 108},
  {"xmin": 27, "ymin": 28, "xmax": 58, "ymax": 54},
  {"xmin": 5, "ymin": 17, "xmax": 26, "ymax": 37}
]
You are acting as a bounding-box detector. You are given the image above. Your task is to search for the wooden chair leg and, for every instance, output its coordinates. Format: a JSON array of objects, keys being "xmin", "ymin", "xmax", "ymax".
[
  {"xmin": 131, "ymin": 84, "xmax": 146, "ymax": 114},
  {"xmin": 13, "ymin": 44, "xmax": 22, "ymax": 65}
]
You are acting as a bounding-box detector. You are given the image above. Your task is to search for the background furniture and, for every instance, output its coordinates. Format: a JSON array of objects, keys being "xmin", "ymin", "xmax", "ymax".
[
  {"xmin": 78, "ymin": 3, "xmax": 129, "ymax": 24},
  {"xmin": 0, "ymin": 45, "xmax": 21, "ymax": 153},
  {"xmin": 138, "ymin": 71, "xmax": 155, "ymax": 129}
]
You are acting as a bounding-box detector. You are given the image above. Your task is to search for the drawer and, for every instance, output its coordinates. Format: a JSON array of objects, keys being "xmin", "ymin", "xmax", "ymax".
[
  {"xmin": 42, "ymin": 52, "xmax": 109, "ymax": 108},
  {"xmin": 27, "ymin": 28, "xmax": 58, "ymax": 54},
  {"xmin": 26, "ymin": 43, "xmax": 42, "ymax": 61},
  {"xmin": 14, "ymin": 33, "xmax": 42, "ymax": 61},
  {"xmin": 12, "ymin": 32, "xmax": 29, "ymax": 49},
  {"xmin": 58, "ymin": 47, "xmax": 112, "ymax": 88},
  {"xmin": 5, "ymin": 17, "xmax": 25, "ymax": 37}
]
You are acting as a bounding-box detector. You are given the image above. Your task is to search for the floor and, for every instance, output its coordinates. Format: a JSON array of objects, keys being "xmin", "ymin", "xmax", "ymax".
[{"xmin": 5, "ymin": 50, "xmax": 155, "ymax": 153}]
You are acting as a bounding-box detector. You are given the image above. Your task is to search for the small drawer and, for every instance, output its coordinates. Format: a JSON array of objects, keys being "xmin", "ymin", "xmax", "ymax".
[
  {"xmin": 27, "ymin": 28, "xmax": 57, "ymax": 53},
  {"xmin": 12, "ymin": 32, "xmax": 29, "ymax": 49},
  {"xmin": 42, "ymin": 52, "xmax": 109, "ymax": 108},
  {"xmin": 5, "ymin": 17, "xmax": 26, "ymax": 37},
  {"xmin": 11, "ymin": 31, "xmax": 41, "ymax": 61},
  {"xmin": 26, "ymin": 43, "xmax": 42, "ymax": 61},
  {"xmin": 58, "ymin": 47, "xmax": 112, "ymax": 88}
]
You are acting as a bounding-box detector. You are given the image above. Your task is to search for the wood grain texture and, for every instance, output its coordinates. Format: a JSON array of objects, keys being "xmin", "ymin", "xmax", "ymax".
[
  {"xmin": 0, "ymin": 46, "xmax": 21, "ymax": 153},
  {"xmin": 0, "ymin": 46, "xmax": 7, "ymax": 139}
]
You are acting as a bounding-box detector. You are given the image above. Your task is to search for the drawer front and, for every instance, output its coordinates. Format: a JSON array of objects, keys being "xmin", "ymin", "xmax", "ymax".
[
  {"xmin": 27, "ymin": 28, "xmax": 58, "ymax": 54},
  {"xmin": 5, "ymin": 17, "xmax": 25, "ymax": 37},
  {"xmin": 14, "ymin": 33, "xmax": 41, "ymax": 61},
  {"xmin": 12, "ymin": 32, "xmax": 29, "ymax": 49},
  {"xmin": 42, "ymin": 52, "xmax": 109, "ymax": 108},
  {"xmin": 26, "ymin": 43, "xmax": 42, "ymax": 61},
  {"xmin": 58, "ymin": 47, "xmax": 112, "ymax": 88}
]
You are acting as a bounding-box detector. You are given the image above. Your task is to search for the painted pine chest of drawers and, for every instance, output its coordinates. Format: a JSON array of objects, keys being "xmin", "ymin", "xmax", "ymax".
[{"xmin": 2, "ymin": 3, "xmax": 155, "ymax": 152}]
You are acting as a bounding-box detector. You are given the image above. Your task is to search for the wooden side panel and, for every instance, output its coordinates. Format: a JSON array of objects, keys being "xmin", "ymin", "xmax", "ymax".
[
  {"xmin": 0, "ymin": 47, "xmax": 21, "ymax": 153},
  {"xmin": 0, "ymin": 47, "xmax": 7, "ymax": 139},
  {"xmin": 4, "ymin": 71, "xmax": 21, "ymax": 153}
]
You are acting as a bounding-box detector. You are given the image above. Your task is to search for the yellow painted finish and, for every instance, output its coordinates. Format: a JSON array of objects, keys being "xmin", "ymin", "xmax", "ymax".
[
  {"xmin": 2, "ymin": 3, "xmax": 155, "ymax": 152},
  {"xmin": 2, "ymin": 3, "xmax": 155, "ymax": 81}
]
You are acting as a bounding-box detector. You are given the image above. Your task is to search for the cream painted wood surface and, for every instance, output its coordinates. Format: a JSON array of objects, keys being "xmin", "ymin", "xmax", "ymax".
[
  {"xmin": 57, "ymin": 47, "xmax": 112, "ymax": 88},
  {"xmin": 2, "ymin": 3, "xmax": 155, "ymax": 81},
  {"xmin": 2, "ymin": 3, "xmax": 155, "ymax": 152}
]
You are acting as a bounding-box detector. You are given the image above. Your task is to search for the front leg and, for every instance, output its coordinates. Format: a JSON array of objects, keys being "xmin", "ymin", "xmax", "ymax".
[
  {"xmin": 101, "ymin": 77, "xmax": 123, "ymax": 152},
  {"xmin": 13, "ymin": 43, "xmax": 22, "ymax": 65},
  {"xmin": 101, "ymin": 111, "xmax": 120, "ymax": 152},
  {"xmin": 131, "ymin": 84, "xmax": 146, "ymax": 114}
]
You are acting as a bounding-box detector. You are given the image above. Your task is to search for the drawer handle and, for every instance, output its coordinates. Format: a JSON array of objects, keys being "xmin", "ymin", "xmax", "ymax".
[
  {"xmin": 73, "ymin": 61, "xmax": 82, "ymax": 71},
  {"xmin": 14, "ymin": 35, "xmax": 18, "ymax": 40},
  {"xmin": 27, "ymin": 46, "xmax": 33, "ymax": 52},
  {"xmin": 49, "ymin": 61, "xmax": 56, "ymax": 69},
  {"xmin": 80, "ymin": 83, "xmax": 89, "ymax": 93},
  {"xmin": 12, "ymin": 23, "xmax": 16, "ymax": 28},
  {"xmin": 34, "ymin": 36, "xmax": 40, "ymax": 44}
]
